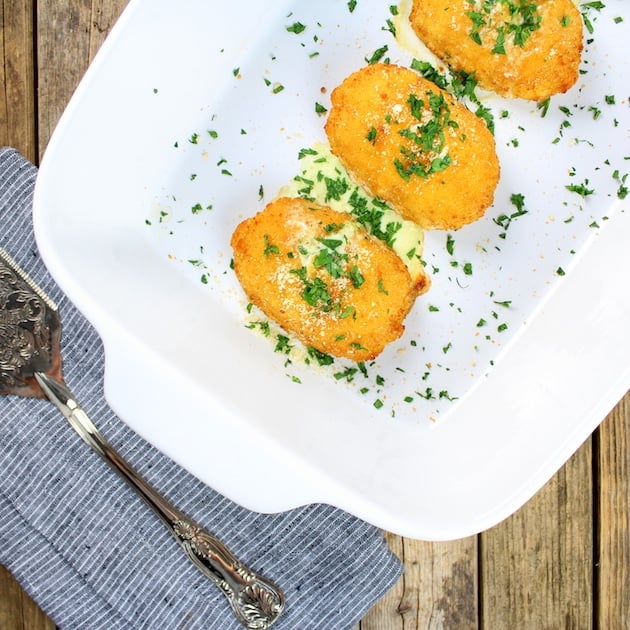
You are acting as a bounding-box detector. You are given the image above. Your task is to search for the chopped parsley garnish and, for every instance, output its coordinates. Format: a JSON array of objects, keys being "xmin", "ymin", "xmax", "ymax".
[
  {"xmin": 324, "ymin": 222, "xmax": 345, "ymax": 232},
  {"xmin": 346, "ymin": 191, "xmax": 401, "ymax": 248},
  {"xmin": 536, "ymin": 98, "xmax": 551, "ymax": 118},
  {"xmin": 493, "ymin": 193, "xmax": 529, "ymax": 238},
  {"xmin": 510, "ymin": 192, "xmax": 527, "ymax": 215},
  {"xmin": 613, "ymin": 170, "xmax": 628, "ymax": 199},
  {"xmin": 446, "ymin": 234, "xmax": 456, "ymax": 256},
  {"xmin": 286, "ymin": 22, "xmax": 306, "ymax": 34},
  {"xmin": 410, "ymin": 59, "xmax": 449, "ymax": 89},
  {"xmin": 392, "ymin": 91, "xmax": 456, "ymax": 181},
  {"xmin": 312, "ymin": 236, "xmax": 366, "ymax": 289},
  {"xmin": 324, "ymin": 175, "xmax": 350, "ymax": 201},
  {"xmin": 350, "ymin": 342, "xmax": 368, "ymax": 351},
  {"xmin": 474, "ymin": 105, "xmax": 495, "ymax": 134},
  {"xmin": 334, "ymin": 366, "xmax": 359, "ymax": 382},
  {"xmin": 347, "ymin": 265, "xmax": 366, "ymax": 289},
  {"xmin": 439, "ymin": 391, "xmax": 458, "ymax": 401},
  {"xmin": 307, "ymin": 346, "xmax": 335, "ymax": 366},
  {"xmin": 410, "ymin": 60, "xmax": 495, "ymax": 133},
  {"xmin": 275, "ymin": 335, "xmax": 294, "ymax": 354},
  {"xmin": 247, "ymin": 320, "xmax": 271, "ymax": 337},
  {"xmin": 466, "ymin": 0, "xmax": 542, "ymax": 51},
  {"xmin": 565, "ymin": 180, "xmax": 595, "ymax": 197},
  {"xmin": 290, "ymin": 267, "xmax": 333, "ymax": 309},
  {"xmin": 382, "ymin": 18, "xmax": 396, "ymax": 37},
  {"xmin": 298, "ymin": 147, "xmax": 319, "ymax": 159},
  {"xmin": 263, "ymin": 235, "xmax": 280, "ymax": 257},
  {"xmin": 365, "ymin": 45, "xmax": 389, "ymax": 65},
  {"xmin": 450, "ymin": 70, "xmax": 479, "ymax": 101},
  {"xmin": 581, "ymin": 1, "xmax": 605, "ymax": 34},
  {"xmin": 313, "ymin": 238, "xmax": 347, "ymax": 278}
]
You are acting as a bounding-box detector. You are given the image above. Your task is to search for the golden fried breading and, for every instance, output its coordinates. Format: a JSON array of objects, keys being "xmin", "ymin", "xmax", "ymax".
[
  {"xmin": 325, "ymin": 63, "xmax": 500, "ymax": 230},
  {"xmin": 231, "ymin": 196, "xmax": 418, "ymax": 361},
  {"xmin": 409, "ymin": 0, "xmax": 583, "ymax": 101}
]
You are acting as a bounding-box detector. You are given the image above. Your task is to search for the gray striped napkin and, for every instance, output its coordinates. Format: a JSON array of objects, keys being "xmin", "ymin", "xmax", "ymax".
[{"xmin": 0, "ymin": 147, "xmax": 402, "ymax": 629}]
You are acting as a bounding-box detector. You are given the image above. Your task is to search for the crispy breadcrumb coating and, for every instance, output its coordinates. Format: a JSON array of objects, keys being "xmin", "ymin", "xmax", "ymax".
[
  {"xmin": 409, "ymin": 0, "xmax": 583, "ymax": 101},
  {"xmin": 325, "ymin": 63, "xmax": 500, "ymax": 230},
  {"xmin": 231, "ymin": 196, "xmax": 418, "ymax": 361}
]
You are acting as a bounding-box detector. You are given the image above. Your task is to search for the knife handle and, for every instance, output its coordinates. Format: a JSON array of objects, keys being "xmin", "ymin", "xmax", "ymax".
[{"xmin": 34, "ymin": 372, "xmax": 285, "ymax": 630}]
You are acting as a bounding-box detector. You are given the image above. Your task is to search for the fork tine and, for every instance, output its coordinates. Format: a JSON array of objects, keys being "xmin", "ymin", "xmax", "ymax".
[{"xmin": 0, "ymin": 246, "xmax": 58, "ymax": 312}]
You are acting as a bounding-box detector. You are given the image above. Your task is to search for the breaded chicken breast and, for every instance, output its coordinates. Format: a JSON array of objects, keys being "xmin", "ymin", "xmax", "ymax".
[
  {"xmin": 325, "ymin": 63, "xmax": 500, "ymax": 230},
  {"xmin": 231, "ymin": 196, "xmax": 418, "ymax": 361},
  {"xmin": 409, "ymin": 0, "xmax": 583, "ymax": 101}
]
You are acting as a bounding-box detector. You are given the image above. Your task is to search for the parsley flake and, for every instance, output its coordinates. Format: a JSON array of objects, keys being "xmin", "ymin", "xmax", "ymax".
[{"xmin": 286, "ymin": 22, "xmax": 306, "ymax": 34}]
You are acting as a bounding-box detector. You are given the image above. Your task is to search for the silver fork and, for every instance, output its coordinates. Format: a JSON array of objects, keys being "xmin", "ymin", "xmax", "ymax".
[{"xmin": 0, "ymin": 246, "xmax": 285, "ymax": 629}]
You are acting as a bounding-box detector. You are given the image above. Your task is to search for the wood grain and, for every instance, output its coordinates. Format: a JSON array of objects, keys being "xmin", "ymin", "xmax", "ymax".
[
  {"xmin": 0, "ymin": 0, "xmax": 36, "ymax": 162},
  {"xmin": 35, "ymin": 0, "xmax": 126, "ymax": 158},
  {"xmin": 597, "ymin": 391, "xmax": 630, "ymax": 629},
  {"xmin": 480, "ymin": 438, "xmax": 594, "ymax": 629},
  {"xmin": 358, "ymin": 534, "xmax": 478, "ymax": 629},
  {"xmin": 0, "ymin": 565, "xmax": 55, "ymax": 630}
]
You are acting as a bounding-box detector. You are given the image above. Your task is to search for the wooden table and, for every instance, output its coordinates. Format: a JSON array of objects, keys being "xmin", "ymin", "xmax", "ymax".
[{"xmin": 1, "ymin": 2, "xmax": 628, "ymax": 628}]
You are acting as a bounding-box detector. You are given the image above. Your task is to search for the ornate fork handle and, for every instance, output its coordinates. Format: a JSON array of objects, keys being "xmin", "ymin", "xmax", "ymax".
[{"xmin": 34, "ymin": 372, "xmax": 285, "ymax": 630}]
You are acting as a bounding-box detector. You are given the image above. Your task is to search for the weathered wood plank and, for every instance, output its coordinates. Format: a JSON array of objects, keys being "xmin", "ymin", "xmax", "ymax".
[
  {"xmin": 357, "ymin": 533, "xmax": 478, "ymax": 629},
  {"xmin": 35, "ymin": 0, "xmax": 127, "ymax": 158},
  {"xmin": 0, "ymin": 1, "xmax": 48, "ymax": 622},
  {"xmin": 0, "ymin": 0, "xmax": 36, "ymax": 162},
  {"xmin": 36, "ymin": 0, "xmax": 91, "ymax": 156},
  {"xmin": 597, "ymin": 390, "xmax": 630, "ymax": 630},
  {"xmin": 0, "ymin": 565, "xmax": 55, "ymax": 630},
  {"xmin": 87, "ymin": 0, "xmax": 129, "ymax": 58},
  {"xmin": 480, "ymin": 439, "xmax": 594, "ymax": 629}
]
